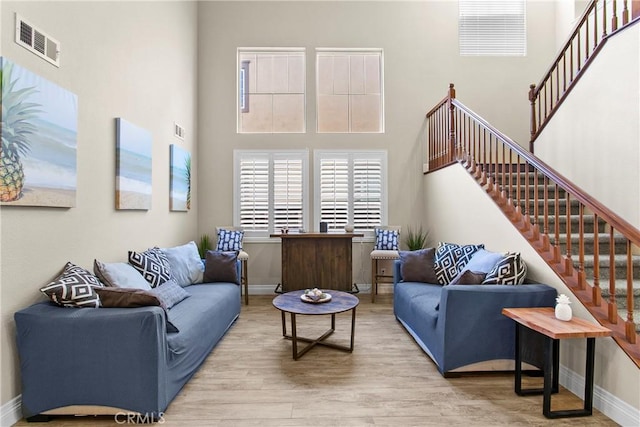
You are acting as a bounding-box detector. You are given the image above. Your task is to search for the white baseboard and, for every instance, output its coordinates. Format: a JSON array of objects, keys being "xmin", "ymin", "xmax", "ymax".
[
  {"xmin": 1, "ymin": 395, "xmax": 21, "ymax": 427},
  {"xmin": 560, "ymin": 365, "xmax": 640, "ymax": 426}
]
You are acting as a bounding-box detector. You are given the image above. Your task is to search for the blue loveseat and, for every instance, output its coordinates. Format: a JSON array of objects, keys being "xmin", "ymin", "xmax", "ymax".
[
  {"xmin": 14, "ymin": 244, "xmax": 241, "ymax": 422},
  {"xmin": 393, "ymin": 260, "xmax": 557, "ymax": 376}
]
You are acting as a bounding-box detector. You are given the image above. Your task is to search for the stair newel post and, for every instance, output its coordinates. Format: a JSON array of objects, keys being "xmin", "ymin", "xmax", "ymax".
[
  {"xmin": 625, "ymin": 240, "xmax": 636, "ymax": 343},
  {"xmin": 528, "ymin": 84, "xmax": 537, "ymax": 152},
  {"xmin": 608, "ymin": 227, "xmax": 618, "ymax": 324},
  {"xmin": 448, "ymin": 84, "xmax": 456, "ymax": 164},
  {"xmin": 592, "ymin": 214, "xmax": 602, "ymax": 306},
  {"xmin": 578, "ymin": 204, "xmax": 586, "ymax": 289}
]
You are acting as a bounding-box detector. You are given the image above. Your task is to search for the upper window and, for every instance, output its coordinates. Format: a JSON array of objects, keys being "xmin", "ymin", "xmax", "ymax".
[
  {"xmin": 459, "ymin": 0, "xmax": 526, "ymax": 56},
  {"xmin": 314, "ymin": 150, "xmax": 387, "ymax": 234},
  {"xmin": 237, "ymin": 48, "xmax": 306, "ymax": 133},
  {"xmin": 234, "ymin": 150, "xmax": 308, "ymax": 238},
  {"xmin": 316, "ymin": 49, "xmax": 384, "ymax": 133}
]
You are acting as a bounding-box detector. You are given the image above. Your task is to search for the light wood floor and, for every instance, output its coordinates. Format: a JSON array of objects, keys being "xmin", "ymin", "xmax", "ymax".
[{"xmin": 15, "ymin": 294, "xmax": 618, "ymax": 426}]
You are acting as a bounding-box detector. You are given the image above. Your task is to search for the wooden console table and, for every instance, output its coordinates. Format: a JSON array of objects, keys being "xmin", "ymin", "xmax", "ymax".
[
  {"xmin": 271, "ymin": 232, "xmax": 363, "ymax": 292},
  {"xmin": 502, "ymin": 307, "xmax": 612, "ymax": 419}
]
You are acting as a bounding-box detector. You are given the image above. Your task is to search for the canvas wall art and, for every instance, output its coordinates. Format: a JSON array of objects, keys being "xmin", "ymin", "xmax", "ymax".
[
  {"xmin": 116, "ymin": 118, "xmax": 152, "ymax": 210},
  {"xmin": 1, "ymin": 57, "xmax": 78, "ymax": 207},
  {"xmin": 170, "ymin": 144, "xmax": 191, "ymax": 211}
]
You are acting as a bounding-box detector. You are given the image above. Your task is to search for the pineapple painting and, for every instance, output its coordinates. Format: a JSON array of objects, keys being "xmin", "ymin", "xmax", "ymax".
[
  {"xmin": 0, "ymin": 59, "xmax": 39, "ymax": 201},
  {"xmin": 0, "ymin": 57, "xmax": 78, "ymax": 207}
]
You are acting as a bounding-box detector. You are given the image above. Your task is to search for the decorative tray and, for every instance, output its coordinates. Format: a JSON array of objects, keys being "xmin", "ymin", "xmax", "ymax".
[{"xmin": 301, "ymin": 293, "xmax": 332, "ymax": 304}]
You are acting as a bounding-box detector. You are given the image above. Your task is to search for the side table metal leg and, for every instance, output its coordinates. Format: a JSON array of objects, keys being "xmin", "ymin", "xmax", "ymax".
[
  {"xmin": 514, "ymin": 323, "xmax": 523, "ymax": 395},
  {"xmin": 584, "ymin": 338, "xmax": 595, "ymax": 415},
  {"xmin": 552, "ymin": 339, "xmax": 560, "ymax": 393},
  {"xmin": 542, "ymin": 337, "xmax": 555, "ymax": 418}
]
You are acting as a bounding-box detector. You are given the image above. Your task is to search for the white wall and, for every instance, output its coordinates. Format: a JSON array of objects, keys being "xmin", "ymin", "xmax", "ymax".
[
  {"xmin": 424, "ymin": 163, "xmax": 640, "ymax": 422},
  {"xmin": 197, "ymin": 0, "xmax": 559, "ymax": 289},
  {"xmin": 534, "ymin": 23, "xmax": 640, "ymax": 229},
  {"xmin": 0, "ymin": 0, "xmax": 198, "ymax": 407}
]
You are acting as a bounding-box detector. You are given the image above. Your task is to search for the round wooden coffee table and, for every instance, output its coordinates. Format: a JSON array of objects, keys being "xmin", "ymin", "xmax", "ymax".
[{"xmin": 272, "ymin": 290, "xmax": 359, "ymax": 360}]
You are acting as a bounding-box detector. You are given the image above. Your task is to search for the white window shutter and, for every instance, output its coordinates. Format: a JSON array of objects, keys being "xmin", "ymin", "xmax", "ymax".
[
  {"xmin": 273, "ymin": 157, "xmax": 304, "ymax": 230},
  {"xmin": 239, "ymin": 157, "xmax": 269, "ymax": 231},
  {"xmin": 320, "ymin": 157, "xmax": 350, "ymax": 229}
]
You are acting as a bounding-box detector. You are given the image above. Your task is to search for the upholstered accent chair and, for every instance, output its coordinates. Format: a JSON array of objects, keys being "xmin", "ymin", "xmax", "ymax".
[
  {"xmin": 216, "ymin": 226, "xmax": 249, "ymax": 304},
  {"xmin": 370, "ymin": 226, "xmax": 401, "ymax": 303}
]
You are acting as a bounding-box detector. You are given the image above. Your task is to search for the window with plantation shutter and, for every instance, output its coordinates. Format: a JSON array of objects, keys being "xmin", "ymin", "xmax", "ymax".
[
  {"xmin": 459, "ymin": 0, "xmax": 526, "ymax": 56},
  {"xmin": 234, "ymin": 150, "xmax": 308, "ymax": 238},
  {"xmin": 314, "ymin": 150, "xmax": 387, "ymax": 234}
]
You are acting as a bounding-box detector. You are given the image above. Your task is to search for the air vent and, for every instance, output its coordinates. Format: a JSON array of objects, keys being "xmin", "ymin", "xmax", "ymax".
[
  {"xmin": 15, "ymin": 14, "xmax": 60, "ymax": 67},
  {"xmin": 174, "ymin": 122, "xmax": 185, "ymax": 140}
]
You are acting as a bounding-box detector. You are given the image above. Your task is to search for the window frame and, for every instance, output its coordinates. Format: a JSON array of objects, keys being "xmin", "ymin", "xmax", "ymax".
[
  {"xmin": 233, "ymin": 149, "xmax": 309, "ymax": 241},
  {"xmin": 236, "ymin": 47, "xmax": 307, "ymax": 134},
  {"xmin": 458, "ymin": 0, "xmax": 527, "ymax": 57},
  {"xmin": 315, "ymin": 48, "xmax": 385, "ymax": 134},
  {"xmin": 313, "ymin": 149, "xmax": 388, "ymax": 239}
]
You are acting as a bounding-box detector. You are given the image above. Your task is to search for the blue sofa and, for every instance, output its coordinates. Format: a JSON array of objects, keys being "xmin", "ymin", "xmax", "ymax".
[
  {"xmin": 14, "ymin": 281, "xmax": 240, "ymax": 421},
  {"xmin": 393, "ymin": 260, "xmax": 557, "ymax": 376}
]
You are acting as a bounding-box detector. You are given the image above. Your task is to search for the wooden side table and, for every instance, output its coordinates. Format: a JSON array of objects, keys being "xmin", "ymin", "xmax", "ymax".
[{"xmin": 502, "ymin": 307, "xmax": 612, "ymax": 419}]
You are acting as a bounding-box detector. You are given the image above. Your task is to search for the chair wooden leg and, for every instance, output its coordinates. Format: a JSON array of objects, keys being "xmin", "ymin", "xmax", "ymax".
[
  {"xmin": 371, "ymin": 259, "xmax": 377, "ymax": 303},
  {"xmin": 242, "ymin": 259, "xmax": 248, "ymax": 305}
]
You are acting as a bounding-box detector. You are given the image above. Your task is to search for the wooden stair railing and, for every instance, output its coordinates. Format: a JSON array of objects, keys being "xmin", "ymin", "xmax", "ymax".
[
  {"xmin": 529, "ymin": 0, "xmax": 639, "ymax": 151},
  {"xmin": 427, "ymin": 84, "xmax": 640, "ymax": 368}
]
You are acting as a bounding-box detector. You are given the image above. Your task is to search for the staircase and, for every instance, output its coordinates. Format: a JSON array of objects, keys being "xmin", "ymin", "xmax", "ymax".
[
  {"xmin": 425, "ymin": 83, "xmax": 640, "ymax": 367},
  {"xmin": 494, "ymin": 170, "xmax": 640, "ymax": 333}
]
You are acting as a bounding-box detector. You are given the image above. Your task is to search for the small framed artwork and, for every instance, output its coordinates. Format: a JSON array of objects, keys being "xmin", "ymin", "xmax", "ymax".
[
  {"xmin": 169, "ymin": 144, "xmax": 191, "ymax": 211},
  {"xmin": 115, "ymin": 118, "xmax": 152, "ymax": 210}
]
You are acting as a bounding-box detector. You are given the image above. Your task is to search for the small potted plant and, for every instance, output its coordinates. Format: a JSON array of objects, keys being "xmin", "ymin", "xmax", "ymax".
[
  {"xmin": 198, "ymin": 234, "xmax": 213, "ymax": 258},
  {"xmin": 405, "ymin": 225, "xmax": 429, "ymax": 251}
]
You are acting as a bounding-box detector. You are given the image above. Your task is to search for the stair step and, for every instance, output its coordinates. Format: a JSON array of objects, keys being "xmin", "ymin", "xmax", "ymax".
[
  {"xmin": 555, "ymin": 233, "xmax": 629, "ymax": 254},
  {"xmin": 601, "ymin": 281, "xmax": 640, "ymax": 310},
  {"xmin": 538, "ymin": 215, "xmax": 606, "ymax": 234},
  {"xmin": 580, "ymin": 254, "xmax": 640, "ymax": 280},
  {"xmin": 617, "ymin": 308, "xmax": 640, "ymax": 333}
]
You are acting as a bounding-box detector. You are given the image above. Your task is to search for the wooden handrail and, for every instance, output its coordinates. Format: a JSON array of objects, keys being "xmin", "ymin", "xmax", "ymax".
[
  {"xmin": 427, "ymin": 84, "xmax": 639, "ymax": 364},
  {"xmin": 452, "ymin": 98, "xmax": 640, "ymax": 248},
  {"xmin": 529, "ymin": 0, "xmax": 638, "ymax": 149}
]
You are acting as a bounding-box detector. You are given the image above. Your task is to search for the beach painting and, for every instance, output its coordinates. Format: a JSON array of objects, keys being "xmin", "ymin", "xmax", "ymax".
[
  {"xmin": 116, "ymin": 118, "xmax": 152, "ymax": 210},
  {"xmin": 169, "ymin": 144, "xmax": 191, "ymax": 211},
  {"xmin": 1, "ymin": 57, "xmax": 78, "ymax": 207}
]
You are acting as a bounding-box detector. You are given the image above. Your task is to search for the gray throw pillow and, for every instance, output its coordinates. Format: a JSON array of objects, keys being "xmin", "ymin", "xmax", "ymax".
[
  {"xmin": 150, "ymin": 279, "xmax": 190, "ymax": 309},
  {"xmin": 160, "ymin": 241, "xmax": 204, "ymax": 287},
  {"xmin": 399, "ymin": 248, "xmax": 438, "ymax": 284},
  {"xmin": 94, "ymin": 260, "xmax": 152, "ymax": 291},
  {"xmin": 204, "ymin": 251, "xmax": 239, "ymax": 284}
]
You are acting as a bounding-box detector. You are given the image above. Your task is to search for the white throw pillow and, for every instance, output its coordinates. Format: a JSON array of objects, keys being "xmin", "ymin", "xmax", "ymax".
[
  {"xmin": 161, "ymin": 241, "xmax": 204, "ymax": 287},
  {"xmin": 93, "ymin": 260, "xmax": 152, "ymax": 291}
]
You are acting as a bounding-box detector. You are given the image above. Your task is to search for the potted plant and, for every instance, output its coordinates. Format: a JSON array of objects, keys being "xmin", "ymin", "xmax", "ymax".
[
  {"xmin": 198, "ymin": 234, "xmax": 213, "ymax": 258},
  {"xmin": 405, "ymin": 225, "xmax": 429, "ymax": 251}
]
